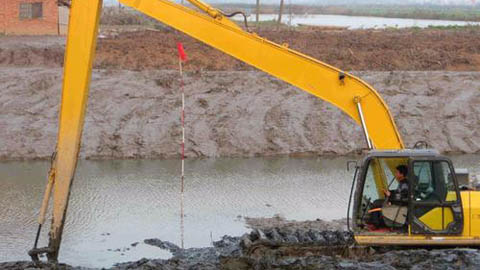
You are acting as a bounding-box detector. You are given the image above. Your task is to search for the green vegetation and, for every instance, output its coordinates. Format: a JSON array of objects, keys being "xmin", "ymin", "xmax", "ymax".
[
  {"xmin": 231, "ymin": 19, "xmax": 293, "ymax": 31},
  {"xmin": 247, "ymin": 19, "xmax": 287, "ymax": 27},
  {"xmin": 365, "ymin": 24, "xmax": 480, "ymax": 32},
  {"xmin": 334, "ymin": 5, "xmax": 480, "ymax": 22},
  {"xmin": 424, "ymin": 24, "xmax": 480, "ymax": 30}
]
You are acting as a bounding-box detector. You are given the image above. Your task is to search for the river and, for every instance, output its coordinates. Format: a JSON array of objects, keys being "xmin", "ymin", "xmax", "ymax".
[
  {"xmin": 1, "ymin": 156, "xmax": 479, "ymax": 268},
  {"xmin": 249, "ymin": 14, "xmax": 480, "ymax": 29}
]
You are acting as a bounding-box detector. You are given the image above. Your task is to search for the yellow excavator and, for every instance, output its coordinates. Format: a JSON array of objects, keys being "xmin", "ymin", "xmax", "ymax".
[{"xmin": 28, "ymin": 0, "xmax": 480, "ymax": 264}]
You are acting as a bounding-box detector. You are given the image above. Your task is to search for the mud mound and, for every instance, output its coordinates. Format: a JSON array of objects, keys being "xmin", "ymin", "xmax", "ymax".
[
  {"xmin": 0, "ymin": 36, "xmax": 65, "ymax": 68},
  {"xmin": 0, "ymin": 261, "xmax": 75, "ymax": 269},
  {"xmin": 245, "ymin": 215, "xmax": 347, "ymax": 231}
]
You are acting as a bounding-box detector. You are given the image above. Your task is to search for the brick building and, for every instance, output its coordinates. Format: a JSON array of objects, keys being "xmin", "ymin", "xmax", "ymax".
[{"xmin": 0, "ymin": 0, "xmax": 66, "ymax": 35}]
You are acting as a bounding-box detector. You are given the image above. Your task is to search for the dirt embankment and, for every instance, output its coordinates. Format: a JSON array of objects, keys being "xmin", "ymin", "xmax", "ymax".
[
  {"xmin": 2, "ymin": 28, "xmax": 480, "ymax": 71},
  {"xmin": 1, "ymin": 68, "xmax": 479, "ymax": 160}
]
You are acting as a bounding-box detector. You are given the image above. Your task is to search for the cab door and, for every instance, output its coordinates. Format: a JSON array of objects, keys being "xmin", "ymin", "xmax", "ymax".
[{"xmin": 409, "ymin": 158, "xmax": 463, "ymax": 235}]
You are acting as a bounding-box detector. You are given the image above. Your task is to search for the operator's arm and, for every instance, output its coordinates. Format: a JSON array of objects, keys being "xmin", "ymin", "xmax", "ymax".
[{"xmin": 389, "ymin": 182, "xmax": 409, "ymax": 205}]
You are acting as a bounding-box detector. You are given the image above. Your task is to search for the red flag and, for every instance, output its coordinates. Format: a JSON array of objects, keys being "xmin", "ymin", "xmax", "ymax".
[{"xmin": 177, "ymin": 42, "xmax": 187, "ymax": 62}]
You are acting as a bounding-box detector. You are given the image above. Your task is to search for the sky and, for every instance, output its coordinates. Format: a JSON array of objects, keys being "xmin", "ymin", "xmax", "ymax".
[{"xmin": 104, "ymin": 0, "xmax": 478, "ymax": 6}]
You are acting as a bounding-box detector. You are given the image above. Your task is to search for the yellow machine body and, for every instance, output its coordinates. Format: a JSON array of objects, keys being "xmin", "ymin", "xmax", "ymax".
[
  {"xmin": 355, "ymin": 185, "xmax": 480, "ymax": 246},
  {"xmin": 462, "ymin": 191, "xmax": 480, "ymax": 238}
]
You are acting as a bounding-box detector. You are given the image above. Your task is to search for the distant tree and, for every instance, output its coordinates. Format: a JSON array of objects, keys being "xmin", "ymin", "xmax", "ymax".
[
  {"xmin": 277, "ymin": 0, "xmax": 284, "ymax": 28},
  {"xmin": 288, "ymin": 0, "xmax": 292, "ymax": 26},
  {"xmin": 256, "ymin": 0, "xmax": 260, "ymax": 23}
]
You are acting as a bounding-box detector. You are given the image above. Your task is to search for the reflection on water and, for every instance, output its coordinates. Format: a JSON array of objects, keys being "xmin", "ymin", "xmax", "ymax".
[
  {"xmin": 248, "ymin": 14, "xmax": 480, "ymax": 29},
  {"xmin": 0, "ymin": 156, "xmax": 478, "ymax": 267}
]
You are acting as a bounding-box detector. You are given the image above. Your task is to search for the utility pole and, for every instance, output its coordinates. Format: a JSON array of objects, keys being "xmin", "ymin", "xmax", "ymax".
[
  {"xmin": 256, "ymin": 0, "xmax": 260, "ymax": 24},
  {"xmin": 277, "ymin": 0, "xmax": 284, "ymax": 29},
  {"xmin": 288, "ymin": 0, "xmax": 292, "ymax": 27}
]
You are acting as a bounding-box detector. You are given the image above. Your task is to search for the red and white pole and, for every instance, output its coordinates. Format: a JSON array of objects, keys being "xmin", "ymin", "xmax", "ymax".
[
  {"xmin": 180, "ymin": 53, "xmax": 185, "ymax": 194},
  {"xmin": 177, "ymin": 42, "xmax": 187, "ymax": 249}
]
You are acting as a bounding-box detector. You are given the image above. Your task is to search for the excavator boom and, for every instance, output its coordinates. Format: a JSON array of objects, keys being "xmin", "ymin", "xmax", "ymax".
[
  {"xmin": 119, "ymin": 0, "xmax": 404, "ymax": 149},
  {"xmin": 29, "ymin": 0, "xmax": 404, "ymax": 263}
]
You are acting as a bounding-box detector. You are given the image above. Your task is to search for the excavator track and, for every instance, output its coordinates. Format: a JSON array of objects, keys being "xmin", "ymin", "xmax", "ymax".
[{"xmin": 240, "ymin": 228, "xmax": 361, "ymax": 259}]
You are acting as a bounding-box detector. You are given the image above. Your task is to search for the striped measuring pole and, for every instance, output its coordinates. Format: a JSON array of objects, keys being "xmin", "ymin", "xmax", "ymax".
[{"xmin": 177, "ymin": 42, "xmax": 187, "ymax": 249}]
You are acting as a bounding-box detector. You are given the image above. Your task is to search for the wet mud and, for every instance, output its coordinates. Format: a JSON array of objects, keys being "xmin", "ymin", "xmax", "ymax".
[{"xmin": 2, "ymin": 217, "xmax": 480, "ymax": 269}]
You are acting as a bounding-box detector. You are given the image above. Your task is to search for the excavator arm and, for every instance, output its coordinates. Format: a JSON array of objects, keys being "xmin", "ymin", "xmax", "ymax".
[{"xmin": 29, "ymin": 0, "xmax": 404, "ymax": 263}]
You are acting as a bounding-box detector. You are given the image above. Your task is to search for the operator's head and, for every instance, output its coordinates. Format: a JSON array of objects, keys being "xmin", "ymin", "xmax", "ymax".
[{"xmin": 395, "ymin": 165, "xmax": 408, "ymax": 181}]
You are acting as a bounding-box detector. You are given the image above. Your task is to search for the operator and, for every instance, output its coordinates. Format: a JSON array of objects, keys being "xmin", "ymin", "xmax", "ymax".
[
  {"xmin": 383, "ymin": 165, "xmax": 409, "ymax": 206},
  {"xmin": 368, "ymin": 165, "xmax": 409, "ymax": 229}
]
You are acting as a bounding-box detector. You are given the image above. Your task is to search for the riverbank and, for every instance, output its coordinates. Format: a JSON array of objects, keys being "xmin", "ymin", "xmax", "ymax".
[{"xmin": 1, "ymin": 68, "xmax": 479, "ymax": 160}]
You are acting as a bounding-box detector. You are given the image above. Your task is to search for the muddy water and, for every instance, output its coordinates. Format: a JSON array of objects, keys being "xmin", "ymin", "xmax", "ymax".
[{"xmin": 1, "ymin": 156, "xmax": 479, "ymax": 268}]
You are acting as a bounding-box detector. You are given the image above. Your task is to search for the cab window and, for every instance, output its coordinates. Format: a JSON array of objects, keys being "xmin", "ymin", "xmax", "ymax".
[
  {"xmin": 363, "ymin": 157, "xmax": 408, "ymax": 202},
  {"xmin": 413, "ymin": 161, "xmax": 457, "ymax": 202},
  {"xmin": 434, "ymin": 161, "xmax": 457, "ymax": 202},
  {"xmin": 364, "ymin": 162, "xmax": 380, "ymax": 202}
]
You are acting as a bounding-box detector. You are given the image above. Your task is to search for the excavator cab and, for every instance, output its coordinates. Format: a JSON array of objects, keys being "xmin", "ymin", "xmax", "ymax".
[{"xmin": 351, "ymin": 149, "xmax": 464, "ymax": 237}]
